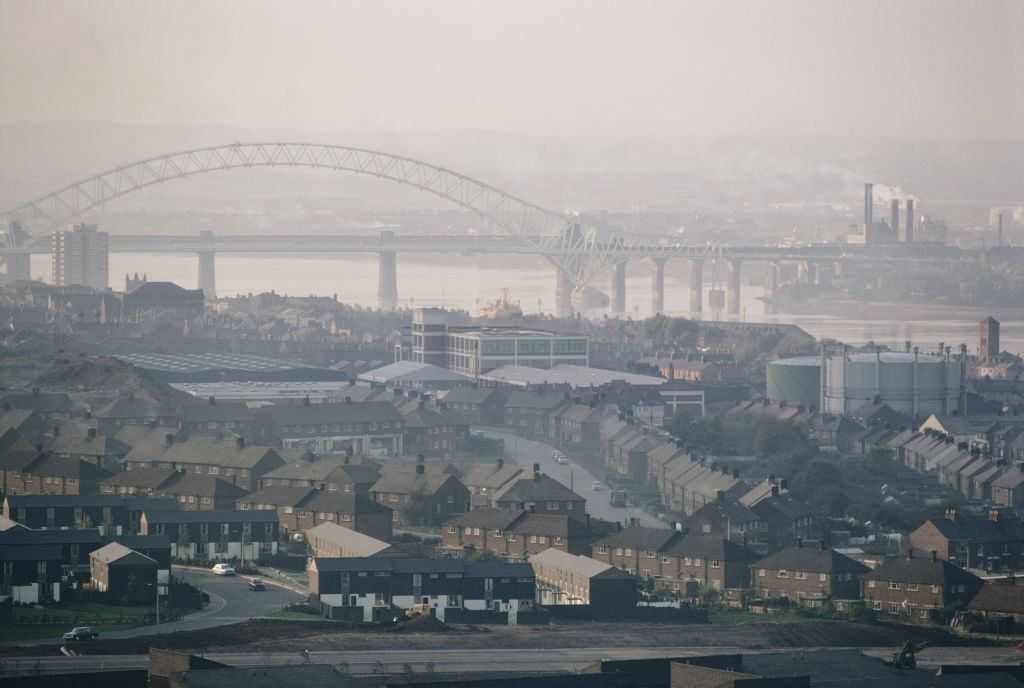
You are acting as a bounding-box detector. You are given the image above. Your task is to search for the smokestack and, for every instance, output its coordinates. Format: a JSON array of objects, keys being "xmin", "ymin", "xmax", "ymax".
[
  {"xmin": 864, "ymin": 183, "xmax": 874, "ymax": 229},
  {"xmin": 890, "ymin": 199, "xmax": 900, "ymax": 239},
  {"xmin": 905, "ymin": 199, "xmax": 914, "ymax": 242},
  {"xmin": 998, "ymin": 213, "xmax": 1004, "ymax": 248}
]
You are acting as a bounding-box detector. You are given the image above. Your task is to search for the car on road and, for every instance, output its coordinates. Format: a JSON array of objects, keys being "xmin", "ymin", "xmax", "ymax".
[
  {"xmin": 555, "ymin": 454, "xmax": 569, "ymax": 465},
  {"xmin": 62, "ymin": 626, "xmax": 98, "ymax": 642},
  {"xmin": 592, "ymin": 480, "xmax": 602, "ymax": 490},
  {"xmin": 248, "ymin": 577, "xmax": 266, "ymax": 591},
  {"xmin": 211, "ymin": 563, "xmax": 236, "ymax": 576}
]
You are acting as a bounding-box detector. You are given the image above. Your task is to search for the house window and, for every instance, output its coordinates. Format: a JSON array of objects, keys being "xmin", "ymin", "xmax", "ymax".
[
  {"xmin": 868, "ymin": 580, "xmax": 876, "ymax": 588},
  {"xmin": 615, "ymin": 548, "xmax": 623, "ymax": 556},
  {"xmin": 598, "ymin": 546, "xmax": 607, "ymax": 554},
  {"xmin": 507, "ymin": 534, "xmax": 516, "ymax": 542},
  {"xmin": 872, "ymin": 601, "xmax": 881, "ymax": 610},
  {"xmin": 209, "ymin": 467, "xmax": 220, "ymax": 475},
  {"xmin": 201, "ymin": 497, "xmax": 212, "ymax": 505},
  {"xmin": 448, "ymin": 525, "xmax": 457, "ymax": 534},
  {"xmin": 341, "ymin": 513, "xmax": 351, "ymax": 522},
  {"xmin": 646, "ymin": 550, "xmax": 656, "ymax": 559},
  {"xmin": 624, "ymin": 548, "xmax": 632, "ymax": 556},
  {"xmin": 888, "ymin": 581, "xmax": 900, "ymax": 590},
  {"xmin": 554, "ymin": 537, "xmax": 563, "ymax": 545},
  {"xmin": 777, "ymin": 570, "xmax": 788, "ymax": 578},
  {"xmin": 906, "ymin": 583, "xmax": 918, "ymax": 591},
  {"xmin": 710, "ymin": 559, "xmax": 721, "ymax": 569},
  {"xmin": 794, "ymin": 571, "xmax": 807, "ymax": 580},
  {"xmin": 661, "ymin": 556, "xmax": 670, "ymax": 564},
  {"xmin": 931, "ymin": 585, "xmax": 941, "ymax": 594},
  {"xmin": 284, "ymin": 506, "xmax": 293, "ymax": 514},
  {"xmin": 888, "ymin": 603, "xmax": 899, "ymax": 614},
  {"xmin": 329, "ymin": 483, "xmax": 337, "ymax": 492},
  {"xmin": 546, "ymin": 501, "xmax": 559, "ymax": 510},
  {"xmin": 758, "ymin": 569, "xmax": 766, "ymax": 577},
  {"xmin": 819, "ymin": 573, "xmax": 827, "ymax": 582}
]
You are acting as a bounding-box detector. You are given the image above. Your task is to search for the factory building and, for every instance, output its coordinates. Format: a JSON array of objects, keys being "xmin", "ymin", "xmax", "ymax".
[{"xmin": 407, "ymin": 308, "xmax": 588, "ymax": 377}]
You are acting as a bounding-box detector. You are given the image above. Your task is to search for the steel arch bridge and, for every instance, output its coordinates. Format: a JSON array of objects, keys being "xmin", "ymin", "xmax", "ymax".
[{"xmin": 0, "ymin": 142, "xmax": 717, "ymax": 287}]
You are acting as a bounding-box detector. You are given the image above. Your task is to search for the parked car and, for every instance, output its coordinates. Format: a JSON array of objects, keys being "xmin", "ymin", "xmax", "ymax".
[
  {"xmin": 556, "ymin": 454, "xmax": 569, "ymax": 465},
  {"xmin": 211, "ymin": 563, "xmax": 236, "ymax": 576},
  {"xmin": 248, "ymin": 578, "xmax": 266, "ymax": 591},
  {"xmin": 592, "ymin": 480, "xmax": 602, "ymax": 490},
  {"xmin": 62, "ymin": 627, "xmax": 98, "ymax": 642}
]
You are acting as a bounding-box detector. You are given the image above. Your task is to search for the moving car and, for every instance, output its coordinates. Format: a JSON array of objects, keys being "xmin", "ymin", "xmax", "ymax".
[
  {"xmin": 556, "ymin": 454, "xmax": 569, "ymax": 465},
  {"xmin": 592, "ymin": 480, "xmax": 602, "ymax": 490},
  {"xmin": 248, "ymin": 578, "xmax": 266, "ymax": 591},
  {"xmin": 211, "ymin": 563, "xmax": 236, "ymax": 576},
  {"xmin": 62, "ymin": 627, "xmax": 98, "ymax": 642}
]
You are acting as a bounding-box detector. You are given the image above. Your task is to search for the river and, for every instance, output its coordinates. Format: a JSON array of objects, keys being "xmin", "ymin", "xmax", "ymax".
[{"xmin": 30, "ymin": 253, "xmax": 1024, "ymax": 352}]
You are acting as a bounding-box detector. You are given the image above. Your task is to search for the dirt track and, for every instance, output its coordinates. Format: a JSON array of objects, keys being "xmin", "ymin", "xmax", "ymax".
[{"xmin": 0, "ymin": 617, "xmax": 993, "ymax": 657}]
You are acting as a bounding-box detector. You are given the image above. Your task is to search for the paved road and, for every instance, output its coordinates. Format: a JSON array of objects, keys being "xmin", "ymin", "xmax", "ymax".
[
  {"xmin": 479, "ymin": 428, "xmax": 667, "ymax": 528},
  {"xmin": 6, "ymin": 645, "xmax": 1022, "ymax": 676},
  {"xmin": 3, "ymin": 568, "xmax": 305, "ymax": 646}
]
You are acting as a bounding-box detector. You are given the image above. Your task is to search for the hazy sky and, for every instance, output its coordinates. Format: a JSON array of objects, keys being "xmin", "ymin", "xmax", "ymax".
[{"xmin": 1, "ymin": 0, "xmax": 1021, "ymax": 140}]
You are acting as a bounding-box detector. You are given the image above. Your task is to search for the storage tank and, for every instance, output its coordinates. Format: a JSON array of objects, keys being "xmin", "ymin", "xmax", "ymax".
[
  {"xmin": 766, "ymin": 356, "xmax": 821, "ymax": 406},
  {"xmin": 821, "ymin": 350, "xmax": 965, "ymax": 417}
]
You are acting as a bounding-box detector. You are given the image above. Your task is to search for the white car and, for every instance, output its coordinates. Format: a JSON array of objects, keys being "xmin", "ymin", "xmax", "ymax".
[
  {"xmin": 211, "ymin": 563, "xmax": 236, "ymax": 576},
  {"xmin": 556, "ymin": 455, "xmax": 569, "ymax": 465},
  {"xmin": 592, "ymin": 480, "xmax": 602, "ymax": 491}
]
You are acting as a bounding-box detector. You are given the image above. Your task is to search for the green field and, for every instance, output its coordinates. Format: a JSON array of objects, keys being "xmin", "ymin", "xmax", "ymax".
[{"xmin": 0, "ymin": 601, "xmax": 155, "ymax": 642}]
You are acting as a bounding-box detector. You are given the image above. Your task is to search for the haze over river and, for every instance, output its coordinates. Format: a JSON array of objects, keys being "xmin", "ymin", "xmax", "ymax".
[{"xmin": 31, "ymin": 252, "xmax": 1023, "ymax": 353}]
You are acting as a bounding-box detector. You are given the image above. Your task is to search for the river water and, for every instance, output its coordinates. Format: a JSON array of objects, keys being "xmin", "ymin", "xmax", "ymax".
[{"xmin": 31, "ymin": 253, "xmax": 1024, "ymax": 352}]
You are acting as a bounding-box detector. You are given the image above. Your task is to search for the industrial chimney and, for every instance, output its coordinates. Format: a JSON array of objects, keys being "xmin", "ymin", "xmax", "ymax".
[
  {"xmin": 890, "ymin": 199, "xmax": 900, "ymax": 240},
  {"xmin": 864, "ymin": 183, "xmax": 874, "ymax": 228},
  {"xmin": 905, "ymin": 199, "xmax": 914, "ymax": 242}
]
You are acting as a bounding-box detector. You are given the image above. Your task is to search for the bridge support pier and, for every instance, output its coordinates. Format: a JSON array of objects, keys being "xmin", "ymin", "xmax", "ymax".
[
  {"xmin": 197, "ymin": 231, "xmax": 216, "ymax": 300},
  {"xmin": 688, "ymin": 257, "xmax": 704, "ymax": 314},
  {"xmin": 726, "ymin": 258, "xmax": 743, "ymax": 316},
  {"xmin": 650, "ymin": 257, "xmax": 667, "ymax": 315},
  {"xmin": 611, "ymin": 260, "xmax": 627, "ymax": 314},
  {"xmin": 378, "ymin": 251, "xmax": 398, "ymax": 310},
  {"xmin": 3, "ymin": 253, "xmax": 31, "ymax": 282},
  {"xmin": 555, "ymin": 268, "xmax": 574, "ymax": 318}
]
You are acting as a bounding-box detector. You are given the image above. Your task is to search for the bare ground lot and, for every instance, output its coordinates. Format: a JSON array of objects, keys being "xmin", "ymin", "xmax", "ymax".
[{"xmin": 0, "ymin": 617, "xmax": 996, "ymax": 658}]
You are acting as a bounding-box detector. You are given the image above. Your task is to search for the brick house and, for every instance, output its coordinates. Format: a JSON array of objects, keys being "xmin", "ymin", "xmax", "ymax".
[
  {"xmin": 370, "ymin": 462, "xmax": 470, "ymax": 527},
  {"xmin": 503, "ymin": 388, "xmax": 571, "ymax": 437},
  {"xmin": 751, "ymin": 540, "xmax": 869, "ymax": 607},
  {"xmin": 100, "ymin": 468, "xmax": 249, "ymax": 510},
  {"xmin": 549, "ymin": 404, "xmax": 602, "ymax": 454},
  {"xmin": 679, "ymin": 493, "xmax": 764, "ymax": 548},
  {"xmin": 48, "ymin": 429, "xmax": 131, "ymax": 471},
  {"xmin": 3, "ymin": 494, "xmax": 178, "ymax": 533},
  {"xmin": 655, "ymin": 534, "xmax": 761, "ymax": 594},
  {"xmin": 861, "ymin": 551, "xmax": 984, "ymax": 623},
  {"xmin": 92, "ymin": 395, "xmax": 176, "ymax": 435},
  {"xmin": 590, "ymin": 526, "xmax": 682, "ymax": 578},
  {"xmin": 400, "ymin": 402, "xmax": 470, "ymax": 458},
  {"xmin": 441, "ymin": 508, "xmax": 596, "ymax": 560},
  {"xmin": 489, "ymin": 465, "xmax": 587, "ymax": 522},
  {"xmin": 236, "ymin": 485, "xmax": 393, "ymax": 541},
  {"xmin": 3, "ymin": 453, "xmax": 113, "ymax": 496},
  {"xmin": 0, "ymin": 390, "xmax": 77, "ymax": 422},
  {"xmin": 122, "ymin": 435, "xmax": 284, "ymax": 492},
  {"xmin": 255, "ymin": 399, "xmax": 404, "ymax": 458},
  {"xmin": 178, "ymin": 398, "xmax": 256, "ymax": 439},
  {"xmin": 259, "ymin": 456, "xmax": 380, "ymax": 494},
  {"xmin": 529, "ymin": 548, "xmax": 638, "ymax": 609},
  {"xmin": 437, "ymin": 387, "xmax": 506, "ymax": 425},
  {"xmin": 909, "ymin": 508, "xmax": 1024, "ymax": 573}
]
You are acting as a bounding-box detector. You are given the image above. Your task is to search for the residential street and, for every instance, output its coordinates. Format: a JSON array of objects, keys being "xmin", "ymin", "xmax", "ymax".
[
  {"xmin": 478, "ymin": 428, "xmax": 668, "ymax": 529},
  {"xmin": 3, "ymin": 567, "xmax": 305, "ymax": 646}
]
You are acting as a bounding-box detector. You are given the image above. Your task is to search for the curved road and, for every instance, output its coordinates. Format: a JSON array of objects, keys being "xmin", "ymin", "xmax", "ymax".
[
  {"xmin": 4, "ymin": 568, "xmax": 305, "ymax": 646},
  {"xmin": 479, "ymin": 428, "xmax": 667, "ymax": 528}
]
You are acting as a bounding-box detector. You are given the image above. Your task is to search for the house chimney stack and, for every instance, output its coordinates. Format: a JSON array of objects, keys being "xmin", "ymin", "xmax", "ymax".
[{"xmin": 533, "ymin": 463, "xmax": 541, "ymax": 480}]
